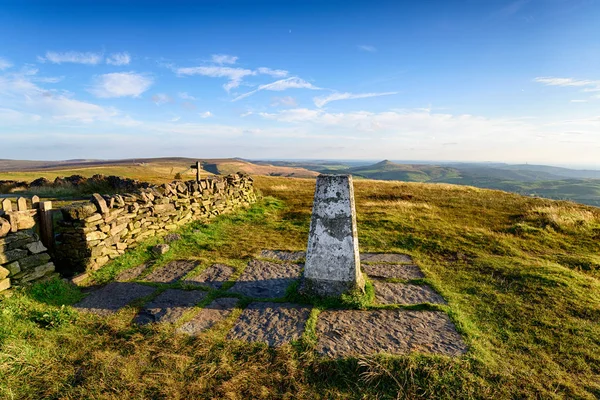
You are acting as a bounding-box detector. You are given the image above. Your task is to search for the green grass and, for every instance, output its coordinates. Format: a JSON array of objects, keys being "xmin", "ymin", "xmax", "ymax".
[{"xmin": 1, "ymin": 176, "xmax": 600, "ymax": 398}]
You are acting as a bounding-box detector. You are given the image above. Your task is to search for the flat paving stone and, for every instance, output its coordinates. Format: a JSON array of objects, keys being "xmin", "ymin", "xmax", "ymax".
[
  {"xmin": 135, "ymin": 289, "xmax": 207, "ymax": 325},
  {"xmin": 184, "ymin": 264, "xmax": 235, "ymax": 289},
  {"xmin": 177, "ymin": 297, "xmax": 239, "ymax": 335},
  {"xmin": 259, "ymin": 250, "xmax": 306, "ymax": 262},
  {"xmin": 373, "ymin": 281, "xmax": 446, "ymax": 305},
  {"xmin": 360, "ymin": 253, "xmax": 413, "ymax": 264},
  {"xmin": 228, "ymin": 260, "xmax": 302, "ymax": 299},
  {"xmin": 143, "ymin": 260, "xmax": 199, "ymax": 283},
  {"xmin": 316, "ymin": 309, "xmax": 467, "ymax": 358},
  {"xmin": 74, "ymin": 282, "xmax": 156, "ymax": 316},
  {"xmin": 115, "ymin": 263, "xmax": 148, "ymax": 282},
  {"xmin": 228, "ymin": 302, "xmax": 311, "ymax": 347},
  {"xmin": 362, "ymin": 263, "xmax": 425, "ymax": 280}
]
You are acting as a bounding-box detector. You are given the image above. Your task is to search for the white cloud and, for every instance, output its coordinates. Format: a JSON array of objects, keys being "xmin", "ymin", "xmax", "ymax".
[
  {"xmin": 0, "ymin": 57, "xmax": 12, "ymax": 70},
  {"xmin": 199, "ymin": 111, "xmax": 213, "ymax": 118},
  {"xmin": 152, "ymin": 93, "xmax": 173, "ymax": 105},
  {"xmin": 178, "ymin": 92, "xmax": 196, "ymax": 100},
  {"xmin": 106, "ymin": 52, "xmax": 131, "ymax": 66},
  {"xmin": 257, "ymin": 67, "xmax": 289, "ymax": 78},
  {"xmin": 358, "ymin": 45, "xmax": 377, "ymax": 52},
  {"xmin": 271, "ymin": 96, "xmax": 297, "ymax": 107},
  {"xmin": 176, "ymin": 66, "xmax": 255, "ymax": 91},
  {"xmin": 39, "ymin": 51, "xmax": 103, "ymax": 65},
  {"xmin": 233, "ymin": 77, "xmax": 321, "ymax": 101},
  {"xmin": 89, "ymin": 72, "xmax": 153, "ymax": 98},
  {"xmin": 240, "ymin": 111, "xmax": 253, "ymax": 117},
  {"xmin": 313, "ymin": 91, "xmax": 397, "ymax": 107},
  {"xmin": 534, "ymin": 77, "xmax": 600, "ymax": 88},
  {"xmin": 211, "ymin": 54, "xmax": 238, "ymax": 65},
  {"xmin": 570, "ymin": 99, "xmax": 587, "ymax": 103},
  {"xmin": 0, "ymin": 71, "xmax": 119, "ymax": 123},
  {"xmin": 176, "ymin": 63, "xmax": 290, "ymax": 92}
]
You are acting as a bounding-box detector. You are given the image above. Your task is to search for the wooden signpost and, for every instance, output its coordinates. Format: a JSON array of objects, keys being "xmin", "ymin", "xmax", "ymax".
[{"xmin": 190, "ymin": 161, "xmax": 201, "ymax": 182}]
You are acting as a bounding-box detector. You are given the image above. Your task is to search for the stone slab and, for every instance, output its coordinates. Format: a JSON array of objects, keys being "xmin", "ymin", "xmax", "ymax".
[
  {"xmin": 259, "ymin": 250, "xmax": 306, "ymax": 262},
  {"xmin": 304, "ymin": 174, "xmax": 364, "ymax": 297},
  {"xmin": 228, "ymin": 260, "xmax": 302, "ymax": 299},
  {"xmin": 74, "ymin": 282, "xmax": 156, "ymax": 316},
  {"xmin": 184, "ymin": 264, "xmax": 235, "ymax": 289},
  {"xmin": 227, "ymin": 302, "xmax": 311, "ymax": 347},
  {"xmin": 316, "ymin": 309, "xmax": 467, "ymax": 358},
  {"xmin": 362, "ymin": 264, "xmax": 425, "ymax": 280},
  {"xmin": 373, "ymin": 281, "xmax": 446, "ymax": 305},
  {"xmin": 134, "ymin": 289, "xmax": 206, "ymax": 325},
  {"xmin": 361, "ymin": 253, "xmax": 413, "ymax": 264},
  {"xmin": 116, "ymin": 263, "xmax": 148, "ymax": 282},
  {"xmin": 143, "ymin": 260, "xmax": 199, "ymax": 283},
  {"xmin": 177, "ymin": 297, "xmax": 238, "ymax": 335}
]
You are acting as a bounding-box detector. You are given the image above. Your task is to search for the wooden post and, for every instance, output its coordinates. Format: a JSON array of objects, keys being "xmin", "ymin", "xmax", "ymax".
[
  {"xmin": 31, "ymin": 195, "xmax": 40, "ymax": 209},
  {"xmin": 190, "ymin": 161, "xmax": 201, "ymax": 182},
  {"xmin": 39, "ymin": 201, "xmax": 54, "ymax": 250}
]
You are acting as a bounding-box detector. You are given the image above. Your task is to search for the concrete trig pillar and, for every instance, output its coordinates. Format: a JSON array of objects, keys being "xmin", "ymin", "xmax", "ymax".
[{"xmin": 304, "ymin": 174, "xmax": 364, "ymax": 297}]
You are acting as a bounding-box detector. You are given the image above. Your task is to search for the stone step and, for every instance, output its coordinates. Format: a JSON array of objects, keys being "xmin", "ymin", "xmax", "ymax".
[
  {"xmin": 142, "ymin": 260, "xmax": 199, "ymax": 283},
  {"xmin": 183, "ymin": 264, "xmax": 235, "ymax": 290},
  {"xmin": 362, "ymin": 263, "xmax": 425, "ymax": 280}
]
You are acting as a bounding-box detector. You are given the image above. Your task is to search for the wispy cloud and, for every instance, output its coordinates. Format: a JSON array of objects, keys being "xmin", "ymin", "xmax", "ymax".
[
  {"xmin": 358, "ymin": 45, "xmax": 377, "ymax": 52},
  {"xmin": 151, "ymin": 93, "xmax": 173, "ymax": 105},
  {"xmin": 0, "ymin": 57, "xmax": 12, "ymax": 70},
  {"xmin": 39, "ymin": 51, "xmax": 103, "ymax": 65},
  {"xmin": 106, "ymin": 52, "xmax": 131, "ymax": 66},
  {"xmin": 571, "ymin": 99, "xmax": 587, "ymax": 103},
  {"xmin": 271, "ymin": 96, "xmax": 297, "ymax": 107},
  {"xmin": 176, "ymin": 66, "xmax": 255, "ymax": 91},
  {"xmin": 233, "ymin": 77, "xmax": 321, "ymax": 101},
  {"xmin": 0, "ymin": 69, "xmax": 120, "ymax": 123},
  {"xmin": 534, "ymin": 77, "xmax": 600, "ymax": 88},
  {"xmin": 497, "ymin": 0, "xmax": 531, "ymax": 17},
  {"xmin": 178, "ymin": 92, "xmax": 196, "ymax": 100},
  {"xmin": 89, "ymin": 72, "xmax": 153, "ymax": 98},
  {"xmin": 257, "ymin": 67, "xmax": 289, "ymax": 78},
  {"xmin": 313, "ymin": 91, "xmax": 397, "ymax": 107},
  {"xmin": 211, "ymin": 54, "xmax": 238, "ymax": 65},
  {"xmin": 199, "ymin": 111, "xmax": 213, "ymax": 118}
]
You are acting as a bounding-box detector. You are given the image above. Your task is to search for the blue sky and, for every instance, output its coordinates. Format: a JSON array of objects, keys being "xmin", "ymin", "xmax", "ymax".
[{"xmin": 1, "ymin": 0, "xmax": 599, "ymax": 165}]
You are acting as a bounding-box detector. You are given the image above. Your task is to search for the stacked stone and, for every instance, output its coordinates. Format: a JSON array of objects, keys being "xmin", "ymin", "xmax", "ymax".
[
  {"xmin": 0, "ymin": 198, "xmax": 56, "ymax": 292},
  {"xmin": 56, "ymin": 173, "xmax": 257, "ymax": 274}
]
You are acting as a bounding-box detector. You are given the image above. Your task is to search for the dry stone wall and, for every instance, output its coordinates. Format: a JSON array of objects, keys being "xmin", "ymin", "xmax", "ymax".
[
  {"xmin": 0, "ymin": 198, "xmax": 57, "ymax": 292},
  {"xmin": 56, "ymin": 174, "xmax": 257, "ymax": 275}
]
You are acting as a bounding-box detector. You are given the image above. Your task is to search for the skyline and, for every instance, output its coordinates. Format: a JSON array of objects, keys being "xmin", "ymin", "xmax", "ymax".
[{"xmin": 1, "ymin": 0, "xmax": 599, "ymax": 166}]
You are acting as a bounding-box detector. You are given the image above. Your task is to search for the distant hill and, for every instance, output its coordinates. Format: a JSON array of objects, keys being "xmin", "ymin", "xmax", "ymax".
[{"xmin": 349, "ymin": 160, "xmax": 460, "ymax": 182}]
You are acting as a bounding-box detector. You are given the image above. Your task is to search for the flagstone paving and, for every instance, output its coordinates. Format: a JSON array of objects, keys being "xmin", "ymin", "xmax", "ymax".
[
  {"xmin": 177, "ymin": 297, "xmax": 239, "ymax": 335},
  {"xmin": 184, "ymin": 264, "xmax": 235, "ymax": 289},
  {"xmin": 143, "ymin": 260, "xmax": 199, "ymax": 283},
  {"xmin": 372, "ymin": 281, "xmax": 446, "ymax": 305},
  {"xmin": 227, "ymin": 302, "xmax": 311, "ymax": 346},
  {"xmin": 74, "ymin": 251, "xmax": 467, "ymax": 357},
  {"xmin": 116, "ymin": 263, "xmax": 148, "ymax": 282},
  {"xmin": 74, "ymin": 282, "xmax": 156, "ymax": 316},
  {"xmin": 361, "ymin": 263, "xmax": 425, "ymax": 280},
  {"xmin": 316, "ymin": 309, "xmax": 467, "ymax": 358},
  {"xmin": 361, "ymin": 253, "xmax": 414, "ymax": 264},
  {"xmin": 134, "ymin": 289, "xmax": 207, "ymax": 325},
  {"xmin": 259, "ymin": 250, "xmax": 306, "ymax": 262},
  {"xmin": 228, "ymin": 259, "xmax": 302, "ymax": 298}
]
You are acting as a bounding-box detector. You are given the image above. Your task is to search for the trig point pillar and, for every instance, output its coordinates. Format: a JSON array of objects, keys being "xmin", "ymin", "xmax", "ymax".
[{"xmin": 304, "ymin": 174, "xmax": 365, "ymax": 297}]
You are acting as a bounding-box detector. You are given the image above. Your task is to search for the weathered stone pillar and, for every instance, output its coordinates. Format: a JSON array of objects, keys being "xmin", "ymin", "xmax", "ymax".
[{"xmin": 304, "ymin": 174, "xmax": 364, "ymax": 297}]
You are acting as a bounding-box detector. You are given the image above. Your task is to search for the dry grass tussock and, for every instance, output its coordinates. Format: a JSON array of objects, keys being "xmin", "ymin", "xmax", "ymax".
[
  {"xmin": 361, "ymin": 200, "xmax": 434, "ymax": 210},
  {"xmin": 525, "ymin": 204, "xmax": 600, "ymax": 230}
]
